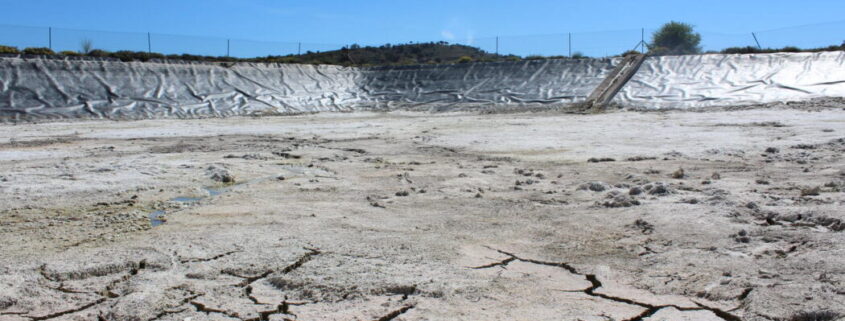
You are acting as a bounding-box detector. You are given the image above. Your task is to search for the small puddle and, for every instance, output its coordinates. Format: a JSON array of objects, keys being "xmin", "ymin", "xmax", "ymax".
[
  {"xmin": 147, "ymin": 187, "xmax": 223, "ymax": 227},
  {"xmin": 147, "ymin": 167, "xmax": 337, "ymax": 227},
  {"xmin": 170, "ymin": 196, "xmax": 203, "ymax": 203},
  {"xmin": 205, "ymin": 186, "xmax": 225, "ymax": 197},
  {"xmin": 149, "ymin": 210, "xmax": 166, "ymax": 227}
]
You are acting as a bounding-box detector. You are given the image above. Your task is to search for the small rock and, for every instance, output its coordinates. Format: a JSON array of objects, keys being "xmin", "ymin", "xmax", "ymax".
[
  {"xmin": 764, "ymin": 147, "xmax": 779, "ymax": 154},
  {"xmin": 578, "ymin": 182, "xmax": 608, "ymax": 192},
  {"xmin": 644, "ymin": 182, "xmax": 672, "ymax": 196},
  {"xmin": 395, "ymin": 191, "xmax": 410, "ymax": 197},
  {"xmin": 800, "ymin": 186, "xmax": 821, "ymax": 196},
  {"xmin": 206, "ymin": 165, "xmax": 235, "ymax": 183},
  {"xmin": 683, "ymin": 198, "xmax": 700, "ymax": 204},
  {"xmin": 671, "ymin": 168, "xmax": 685, "ymax": 179},
  {"xmin": 601, "ymin": 191, "xmax": 641, "ymax": 208},
  {"xmin": 628, "ymin": 187, "xmax": 643, "ymax": 196}
]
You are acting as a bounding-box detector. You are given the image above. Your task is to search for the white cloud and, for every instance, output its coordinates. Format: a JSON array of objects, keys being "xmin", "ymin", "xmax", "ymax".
[
  {"xmin": 465, "ymin": 30, "xmax": 475, "ymax": 45},
  {"xmin": 441, "ymin": 30, "xmax": 455, "ymax": 40}
]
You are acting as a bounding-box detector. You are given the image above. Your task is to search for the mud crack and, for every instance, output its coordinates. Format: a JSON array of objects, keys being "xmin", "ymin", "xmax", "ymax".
[
  {"xmin": 478, "ymin": 247, "xmax": 742, "ymax": 321},
  {"xmin": 189, "ymin": 300, "xmax": 294, "ymax": 321},
  {"xmin": 179, "ymin": 250, "xmax": 241, "ymax": 263},
  {"xmin": 26, "ymin": 298, "xmax": 107, "ymax": 320},
  {"xmin": 375, "ymin": 305, "xmax": 415, "ymax": 321},
  {"xmin": 195, "ymin": 248, "xmax": 322, "ymax": 320},
  {"xmin": 23, "ymin": 260, "xmax": 151, "ymax": 320}
]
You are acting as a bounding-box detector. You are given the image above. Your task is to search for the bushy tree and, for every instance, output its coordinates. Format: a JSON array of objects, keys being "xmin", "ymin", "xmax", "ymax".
[
  {"xmin": 650, "ymin": 21, "xmax": 701, "ymax": 55},
  {"xmin": 80, "ymin": 39, "xmax": 93, "ymax": 54}
]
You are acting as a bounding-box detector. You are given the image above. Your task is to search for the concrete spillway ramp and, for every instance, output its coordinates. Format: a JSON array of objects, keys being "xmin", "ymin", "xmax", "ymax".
[
  {"xmin": 582, "ymin": 54, "xmax": 646, "ymax": 110},
  {"xmin": 613, "ymin": 51, "xmax": 845, "ymax": 109}
]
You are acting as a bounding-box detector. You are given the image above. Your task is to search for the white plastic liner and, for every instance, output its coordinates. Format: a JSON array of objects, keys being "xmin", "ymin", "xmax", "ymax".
[
  {"xmin": 0, "ymin": 58, "xmax": 362, "ymax": 121},
  {"xmin": 0, "ymin": 57, "xmax": 617, "ymax": 121},
  {"xmin": 614, "ymin": 52, "xmax": 845, "ymax": 109},
  {"xmin": 3, "ymin": 51, "xmax": 844, "ymax": 121},
  {"xmin": 359, "ymin": 58, "xmax": 619, "ymax": 110}
]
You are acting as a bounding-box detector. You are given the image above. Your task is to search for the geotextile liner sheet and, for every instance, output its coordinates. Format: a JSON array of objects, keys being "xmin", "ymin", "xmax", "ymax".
[
  {"xmin": 614, "ymin": 51, "xmax": 845, "ymax": 109},
  {"xmin": 0, "ymin": 58, "xmax": 363, "ymax": 121},
  {"xmin": 0, "ymin": 57, "xmax": 618, "ymax": 121},
  {"xmin": 3, "ymin": 51, "xmax": 844, "ymax": 121},
  {"xmin": 359, "ymin": 59, "xmax": 619, "ymax": 110}
]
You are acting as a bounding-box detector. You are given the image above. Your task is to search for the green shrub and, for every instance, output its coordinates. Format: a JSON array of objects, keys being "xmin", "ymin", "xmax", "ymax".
[
  {"xmin": 571, "ymin": 52, "xmax": 587, "ymax": 59},
  {"xmin": 722, "ymin": 46, "xmax": 762, "ymax": 54},
  {"xmin": 112, "ymin": 50, "xmax": 166, "ymax": 62},
  {"xmin": 59, "ymin": 50, "xmax": 81, "ymax": 56},
  {"xmin": 456, "ymin": 56, "xmax": 473, "ymax": 63},
  {"xmin": 622, "ymin": 50, "xmax": 641, "ymax": 57},
  {"xmin": 0, "ymin": 45, "xmax": 19, "ymax": 54},
  {"xmin": 650, "ymin": 21, "xmax": 702, "ymax": 55},
  {"xmin": 86, "ymin": 49, "xmax": 111, "ymax": 57},
  {"xmin": 524, "ymin": 55, "xmax": 545, "ymax": 60},
  {"xmin": 22, "ymin": 47, "xmax": 55, "ymax": 55}
]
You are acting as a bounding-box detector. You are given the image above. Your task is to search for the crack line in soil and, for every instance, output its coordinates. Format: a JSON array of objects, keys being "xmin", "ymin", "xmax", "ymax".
[
  {"xmin": 478, "ymin": 247, "xmax": 742, "ymax": 321},
  {"xmin": 191, "ymin": 248, "xmax": 322, "ymax": 320},
  {"xmin": 179, "ymin": 250, "xmax": 241, "ymax": 263},
  {"xmin": 375, "ymin": 305, "xmax": 415, "ymax": 321},
  {"xmin": 25, "ymin": 298, "xmax": 107, "ymax": 321},
  {"xmin": 22, "ymin": 260, "xmax": 151, "ymax": 320}
]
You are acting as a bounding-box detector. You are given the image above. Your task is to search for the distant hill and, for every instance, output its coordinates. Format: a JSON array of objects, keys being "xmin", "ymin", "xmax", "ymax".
[
  {"xmin": 256, "ymin": 42, "xmax": 518, "ymax": 66},
  {"xmin": 1, "ymin": 41, "xmax": 521, "ymax": 66}
]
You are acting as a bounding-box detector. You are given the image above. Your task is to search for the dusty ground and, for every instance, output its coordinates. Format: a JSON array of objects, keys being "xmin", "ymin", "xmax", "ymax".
[{"xmin": 1, "ymin": 106, "xmax": 844, "ymax": 321}]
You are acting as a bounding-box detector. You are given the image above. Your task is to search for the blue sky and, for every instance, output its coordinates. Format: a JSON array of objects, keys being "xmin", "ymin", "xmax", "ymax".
[{"xmin": 0, "ymin": 0, "xmax": 842, "ymax": 57}]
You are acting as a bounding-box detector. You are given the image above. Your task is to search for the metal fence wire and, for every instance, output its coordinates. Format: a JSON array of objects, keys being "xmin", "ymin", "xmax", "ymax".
[{"xmin": 0, "ymin": 20, "xmax": 843, "ymax": 59}]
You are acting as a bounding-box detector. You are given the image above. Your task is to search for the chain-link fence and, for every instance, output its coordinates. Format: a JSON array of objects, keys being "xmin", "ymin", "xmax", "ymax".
[
  {"xmin": 1, "ymin": 20, "xmax": 843, "ymax": 59},
  {"xmin": 0, "ymin": 24, "xmax": 345, "ymax": 57}
]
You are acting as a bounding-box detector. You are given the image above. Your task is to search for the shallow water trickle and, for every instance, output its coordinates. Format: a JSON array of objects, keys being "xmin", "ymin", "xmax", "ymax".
[
  {"xmin": 170, "ymin": 196, "xmax": 203, "ymax": 203},
  {"xmin": 149, "ymin": 210, "xmax": 166, "ymax": 227},
  {"xmin": 147, "ymin": 168, "xmax": 334, "ymax": 226}
]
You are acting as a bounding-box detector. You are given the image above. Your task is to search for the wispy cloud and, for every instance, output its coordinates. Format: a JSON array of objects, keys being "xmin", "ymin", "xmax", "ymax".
[{"xmin": 441, "ymin": 17, "xmax": 475, "ymax": 44}]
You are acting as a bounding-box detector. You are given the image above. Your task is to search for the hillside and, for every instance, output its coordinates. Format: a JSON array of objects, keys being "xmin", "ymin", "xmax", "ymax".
[
  {"xmin": 0, "ymin": 42, "xmax": 518, "ymax": 66},
  {"xmin": 256, "ymin": 42, "xmax": 516, "ymax": 66}
]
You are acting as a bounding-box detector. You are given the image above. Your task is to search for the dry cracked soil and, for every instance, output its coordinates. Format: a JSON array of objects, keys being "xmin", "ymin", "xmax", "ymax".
[{"xmin": 1, "ymin": 105, "xmax": 845, "ymax": 321}]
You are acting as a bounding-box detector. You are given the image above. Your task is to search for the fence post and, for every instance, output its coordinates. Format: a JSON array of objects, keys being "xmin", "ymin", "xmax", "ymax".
[
  {"xmin": 495, "ymin": 36, "xmax": 499, "ymax": 56},
  {"xmin": 227, "ymin": 39, "xmax": 230, "ymax": 57},
  {"xmin": 48, "ymin": 27, "xmax": 52, "ymax": 50},
  {"xmin": 641, "ymin": 28, "xmax": 645, "ymax": 53},
  {"xmin": 298, "ymin": 42, "xmax": 301, "ymax": 55},
  {"xmin": 147, "ymin": 33, "xmax": 152, "ymax": 54},
  {"xmin": 752, "ymin": 32, "xmax": 762, "ymax": 49},
  {"xmin": 568, "ymin": 33, "xmax": 572, "ymax": 57}
]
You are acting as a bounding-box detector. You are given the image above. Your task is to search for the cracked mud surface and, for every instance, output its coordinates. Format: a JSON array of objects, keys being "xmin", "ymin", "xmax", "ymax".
[{"xmin": 1, "ymin": 106, "xmax": 845, "ymax": 320}]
